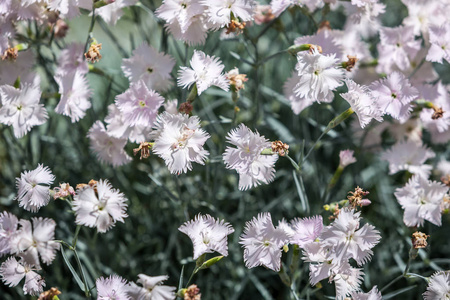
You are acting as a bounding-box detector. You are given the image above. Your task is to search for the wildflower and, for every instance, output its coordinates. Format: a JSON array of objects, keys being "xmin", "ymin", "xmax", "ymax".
[
  {"xmin": 38, "ymin": 287, "xmax": 62, "ymax": 300},
  {"xmin": 227, "ymin": 67, "xmax": 248, "ymax": 91},
  {"xmin": 9, "ymin": 218, "xmax": 60, "ymax": 268},
  {"xmin": 54, "ymin": 71, "xmax": 92, "ymax": 122},
  {"xmin": 0, "ymin": 81, "xmax": 48, "ymax": 138},
  {"xmin": 52, "ymin": 183, "xmax": 75, "ymax": 200},
  {"xmin": 54, "ymin": 19, "xmax": 69, "ymax": 38},
  {"xmin": 395, "ymin": 175, "xmax": 448, "ymax": 227},
  {"xmin": 411, "ymin": 231, "xmax": 429, "ymax": 249},
  {"xmin": 370, "ymin": 72, "xmax": 418, "ymax": 121},
  {"xmin": 127, "ymin": 274, "xmax": 176, "ymax": 300},
  {"xmin": 0, "ymin": 212, "xmax": 19, "ymax": 256},
  {"xmin": 283, "ymin": 71, "xmax": 315, "ymax": 115},
  {"xmin": 420, "ymin": 82, "xmax": 450, "ymax": 134},
  {"xmin": 87, "ymin": 121, "xmax": 132, "ymax": 167},
  {"xmin": 339, "ymin": 150, "xmax": 357, "ymax": 168},
  {"xmin": 96, "ymin": 275, "xmax": 130, "ymax": 300},
  {"xmin": 151, "ymin": 112, "xmax": 210, "ymax": 174},
  {"xmin": 239, "ymin": 212, "xmax": 291, "ymax": 272},
  {"xmin": 177, "ymin": 50, "xmax": 229, "ymax": 95},
  {"xmin": 321, "ymin": 209, "xmax": 381, "ymax": 266},
  {"xmin": 15, "ymin": 164, "xmax": 55, "ymax": 213},
  {"xmin": 96, "ymin": 0, "xmax": 139, "ymax": 25},
  {"xmin": 290, "ymin": 215, "xmax": 323, "ymax": 248},
  {"xmin": 426, "ymin": 24, "xmax": 450, "ymax": 64},
  {"xmin": 84, "ymin": 43, "xmax": 102, "ymax": 63},
  {"xmin": 115, "ymin": 80, "xmax": 164, "ymax": 127},
  {"xmin": 253, "ymin": 5, "xmax": 275, "ymax": 25},
  {"xmin": 55, "ymin": 43, "xmax": 89, "ymax": 75},
  {"xmin": 380, "ymin": 140, "xmax": 435, "ymax": 179},
  {"xmin": 294, "ymin": 48, "xmax": 344, "ymax": 103},
  {"xmin": 0, "ymin": 257, "xmax": 45, "ymax": 296},
  {"xmin": 164, "ymin": 99, "xmax": 179, "ymax": 114},
  {"xmin": 302, "ymin": 241, "xmax": 339, "ymax": 286},
  {"xmin": 202, "ymin": 0, "xmax": 255, "ymax": 29},
  {"xmin": 350, "ymin": 285, "xmax": 382, "ymax": 300},
  {"xmin": 47, "ymin": 0, "xmax": 92, "ymax": 19},
  {"xmin": 105, "ymin": 104, "xmax": 152, "ymax": 143},
  {"xmin": 133, "ymin": 142, "xmax": 152, "ymax": 160},
  {"xmin": 223, "ymin": 124, "xmax": 278, "ymax": 190},
  {"xmin": 121, "ymin": 42, "xmax": 175, "ymax": 92},
  {"xmin": 347, "ymin": 187, "xmax": 371, "ymax": 208},
  {"xmin": 73, "ymin": 179, "xmax": 128, "ymax": 233},
  {"xmin": 423, "ymin": 271, "xmax": 450, "ymax": 300},
  {"xmin": 179, "ymin": 214, "xmax": 234, "ymax": 260},
  {"xmin": 333, "ymin": 265, "xmax": 364, "ymax": 299}
]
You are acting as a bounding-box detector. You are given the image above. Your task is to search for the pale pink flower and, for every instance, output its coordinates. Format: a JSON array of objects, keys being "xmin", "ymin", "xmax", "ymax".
[
  {"xmin": 380, "ymin": 140, "xmax": 435, "ymax": 179},
  {"xmin": 96, "ymin": 0, "xmax": 138, "ymax": 25},
  {"xmin": 9, "ymin": 218, "xmax": 60, "ymax": 268},
  {"xmin": 294, "ymin": 29, "xmax": 342, "ymax": 57},
  {"xmin": 0, "ymin": 49, "xmax": 34, "ymax": 86},
  {"xmin": 290, "ymin": 215, "xmax": 323, "ymax": 247},
  {"xmin": 284, "ymin": 71, "xmax": 315, "ymax": 115},
  {"xmin": 177, "ymin": 50, "xmax": 229, "ymax": 95},
  {"xmin": 239, "ymin": 212, "xmax": 291, "ymax": 272},
  {"xmin": 294, "ymin": 48, "xmax": 344, "ymax": 103},
  {"xmin": 419, "ymin": 82, "xmax": 450, "ymax": 134},
  {"xmin": 0, "ymin": 212, "xmax": 19, "ymax": 256},
  {"xmin": 386, "ymin": 118, "xmax": 422, "ymax": 145},
  {"xmin": 165, "ymin": 14, "xmax": 209, "ymax": 46},
  {"xmin": 47, "ymin": 0, "xmax": 92, "ymax": 19},
  {"xmin": 339, "ymin": 150, "xmax": 357, "ymax": 168},
  {"xmin": 56, "ymin": 43, "xmax": 89, "ymax": 75},
  {"xmin": 121, "ymin": 42, "xmax": 175, "ymax": 92},
  {"xmin": 73, "ymin": 179, "xmax": 128, "ymax": 233},
  {"xmin": 151, "ymin": 112, "xmax": 210, "ymax": 174},
  {"xmin": 164, "ymin": 99, "xmax": 178, "ymax": 115},
  {"xmin": 54, "ymin": 71, "xmax": 92, "ymax": 122},
  {"xmin": 115, "ymin": 80, "xmax": 164, "ymax": 127},
  {"xmin": 423, "ymin": 271, "xmax": 450, "ymax": 300},
  {"xmin": 271, "ymin": 0, "xmax": 322, "ymax": 16},
  {"xmin": 402, "ymin": 0, "xmax": 446, "ymax": 38},
  {"xmin": 52, "ymin": 183, "xmax": 75, "ymax": 200},
  {"xmin": 223, "ymin": 124, "xmax": 278, "ymax": 191},
  {"xmin": 341, "ymin": 79, "xmax": 383, "ymax": 128},
  {"xmin": 333, "ymin": 264, "xmax": 364, "ymax": 300},
  {"xmin": 0, "ymin": 257, "xmax": 45, "ymax": 296},
  {"xmin": 342, "ymin": 2, "xmax": 385, "ymax": 38},
  {"xmin": 87, "ymin": 121, "xmax": 132, "ymax": 167},
  {"xmin": 201, "ymin": 0, "xmax": 255, "ymax": 29},
  {"xmin": 15, "ymin": 164, "xmax": 55, "ymax": 213},
  {"xmin": 96, "ymin": 274, "xmax": 130, "ymax": 300},
  {"xmin": 127, "ymin": 274, "xmax": 176, "ymax": 300},
  {"xmin": 370, "ymin": 72, "xmax": 418, "ymax": 121},
  {"xmin": 395, "ymin": 175, "xmax": 448, "ymax": 227},
  {"xmin": 302, "ymin": 241, "xmax": 337, "ymax": 285},
  {"xmin": 179, "ymin": 214, "xmax": 234, "ymax": 260},
  {"xmin": 351, "ymin": 285, "xmax": 382, "ymax": 300},
  {"xmin": 0, "ymin": 80, "xmax": 47, "ymax": 138},
  {"xmin": 427, "ymin": 24, "xmax": 450, "ymax": 64}
]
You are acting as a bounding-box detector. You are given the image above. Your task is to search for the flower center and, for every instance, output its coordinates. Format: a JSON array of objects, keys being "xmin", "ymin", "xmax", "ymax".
[
  {"xmin": 172, "ymin": 126, "xmax": 195, "ymax": 150},
  {"xmin": 391, "ymin": 93, "xmax": 397, "ymax": 99},
  {"xmin": 139, "ymin": 100, "xmax": 146, "ymax": 107},
  {"xmin": 147, "ymin": 67, "xmax": 153, "ymax": 73},
  {"xmin": 17, "ymin": 105, "xmax": 23, "ymax": 111}
]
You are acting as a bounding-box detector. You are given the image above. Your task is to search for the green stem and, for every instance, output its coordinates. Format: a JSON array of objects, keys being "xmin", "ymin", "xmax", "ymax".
[
  {"xmin": 328, "ymin": 166, "xmax": 343, "ymax": 190},
  {"xmin": 278, "ymin": 264, "xmax": 291, "ymax": 287},
  {"xmin": 83, "ymin": 2, "xmax": 97, "ymax": 60},
  {"xmin": 289, "ymin": 245, "xmax": 301, "ymax": 279},
  {"xmin": 72, "ymin": 225, "xmax": 81, "ymax": 248}
]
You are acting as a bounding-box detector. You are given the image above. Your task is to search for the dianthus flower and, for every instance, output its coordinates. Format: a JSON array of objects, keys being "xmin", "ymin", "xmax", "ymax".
[
  {"xmin": 339, "ymin": 149, "xmax": 357, "ymax": 168},
  {"xmin": 96, "ymin": 274, "xmax": 130, "ymax": 300},
  {"xmin": 73, "ymin": 179, "xmax": 128, "ymax": 233},
  {"xmin": 0, "ymin": 212, "xmax": 19, "ymax": 256},
  {"xmin": 15, "ymin": 164, "xmax": 55, "ymax": 212},
  {"xmin": 177, "ymin": 50, "xmax": 229, "ymax": 95},
  {"xmin": 127, "ymin": 274, "xmax": 176, "ymax": 300},
  {"xmin": 290, "ymin": 215, "xmax": 323, "ymax": 248},
  {"xmin": 395, "ymin": 175, "xmax": 448, "ymax": 227},
  {"xmin": 55, "ymin": 43, "xmax": 89, "ymax": 75},
  {"xmin": 9, "ymin": 218, "xmax": 60, "ymax": 268},
  {"xmin": 350, "ymin": 285, "xmax": 382, "ymax": 300},
  {"xmin": 151, "ymin": 112, "xmax": 210, "ymax": 174},
  {"xmin": 96, "ymin": 0, "xmax": 138, "ymax": 25},
  {"xmin": 239, "ymin": 212, "xmax": 291, "ymax": 272},
  {"xmin": 423, "ymin": 271, "xmax": 450, "ymax": 300},
  {"xmin": 223, "ymin": 124, "xmax": 278, "ymax": 191},
  {"xmin": 179, "ymin": 214, "xmax": 234, "ymax": 260},
  {"xmin": 201, "ymin": 0, "xmax": 255, "ymax": 29},
  {"xmin": 426, "ymin": 24, "xmax": 450, "ymax": 64},
  {"xmin": 0, "ymin": 257, "xmax": 45, "ymax": 296}
]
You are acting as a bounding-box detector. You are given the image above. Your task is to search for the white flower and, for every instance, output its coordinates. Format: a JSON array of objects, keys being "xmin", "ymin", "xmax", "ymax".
[
  {"xmin": 156, "ymin": 0, "xmax": 204, "ymax": 34},
  {"xmin": 165, "ymin": 14, "xmax": 209, "ymax": 46},
  {"xmin": 223, "ymin": 124, "xmax": 278, "ymax": 191},
  {"xmin": 179, "ymin": 214, "xmax": 234, "ymax": 260},
  {"xmin": 55, "ymin": 43, "xmax": 89, "ymax": 75},
  {"xmin": 380, "ymin": 140, "xmax": 435, "ymax": 179},
  {"xmin": 164, "ymin": 99, "xmax": 178, "ymax": 115},
  {"xmin": 339, "ymin": 149, "xmax": 357, "ymax": 168},
  {"xmin": 341, "ymin": 79, "xmax": 383, "ymax": 128},
  {"xmin": 151, "ymin": 112, "xmax": 210, "ymax": 174},
  {"xmin": 0, "ymin": 81, "xmax": 47, "ymax": 138},
  {"xmin": 290, "ymin": 215, "xmax": 323, "ymax": 247},
  {"xmin": 0, "ymin": 257, "xmax": 45, "ymax": 296},
  {"xmin": 283, "ymin": 70, "xmax": 316, "ymax": 115},
  {"xmin": 239, "ymin": 212, "xmax": 291, "ymax": 272},
  {"xmin": 47, "ymin": 0, "xmax": 92, "ymax": 19},
  {"xmin": 333, "ymin": 265, "xmax": 364, "ymax": 300},
  {"xmin": 96, "ymin": 0, "xmax": 138, "ymax": 25},
  {"xmin": 395, "ymin": 176, "xmax": 448, "ymax": 227},
  {"xmin": 0, "ymin": 49, "xmax": 34, "ymax": 86},
  {"xmin": 0, "ymin": 212, "xmax": 19, "ymax": 256},
  {"xmin": 9, "ymin": 217, "xmax": 60, "ymax": 268},
  {"xmin": 121, "ymin": 42, "xmax": 175, "ymax": 92},
  {"xmin": 115, "ymin": 80, "xmax": 164, "ymax": 127},
  {"xmin": 105, "ymin": 104, "xmax": 152, "ymax": 143},
  {"xmin": 427, "ymin": 24, "xmax": 450, "ymax": 64},
  {"xmin": 302, "ymin": 241, "xmax": 338, "ymax": 285},
  {"xmin": 73, "ymin": 179, "xmax": 128, "ymax": 233},
  {"xmin": 177, "ymin": 50, "xmax": 229, "ymax": 95},
  {"xmin": 321, "ymin": 209, "xmax": 381, "ymax": 266},
  {"xmin": 127, "ymin": 274, "xmax": 176, "ymax": 300},
  {"xmin": 423, "ymin": 271, "xmax": 450, "ymax": 300},
  {"xmin": 15, "ymin": 164, "xmax": 55, "ymax": 213},
  {"xmin": 201, "ymin": 0, "xmax": 255, "ymax": 29},
  {"xmin": 351, "ymin": 285, "xmax": 382, "ymax": 300},
  {"xmin": 294, "ymin": 48, "xmax": 344, "ymax": 103},
  {"xmin": 54, "ymin": 71, "xmax": 92, "ymax": 122},
  {"xmin": 96, "ymin": 274, "xmax": 130, "ymax": 300},
  {"xmin": 419, "ymin": 82, "xmax": 450, "ymax": 134},
  {"xmin": 88, "ymin": 121, "xmax": 132, "ymax": 167}
]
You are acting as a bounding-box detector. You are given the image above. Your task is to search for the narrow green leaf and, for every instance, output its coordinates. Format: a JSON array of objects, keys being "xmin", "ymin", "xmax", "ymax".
[
  {"xmin": 61, "ymin": 249, "xmax": 85, "ymax": 291},
  {"xmin": 383, "ymin": 285, "xmax": 417, "ymax": 299}
]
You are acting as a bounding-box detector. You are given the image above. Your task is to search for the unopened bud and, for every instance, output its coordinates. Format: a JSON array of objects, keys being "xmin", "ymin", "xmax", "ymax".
[
  {"xmin": 179, "ymin": 102, "xmax": 194, "ymax": 114},
  {"xmin": 198, "ymin": 256, "xmax": 223, "ymax": 270},
  {"xmin": 54, "ymin": 19, "xmax": 69, "ymax": 38}
]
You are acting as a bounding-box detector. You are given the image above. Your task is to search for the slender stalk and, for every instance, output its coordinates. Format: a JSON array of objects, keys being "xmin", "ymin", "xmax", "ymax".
[{"xmin": 83, "ymin": 2, "xmax": 97, "ymax": 60}]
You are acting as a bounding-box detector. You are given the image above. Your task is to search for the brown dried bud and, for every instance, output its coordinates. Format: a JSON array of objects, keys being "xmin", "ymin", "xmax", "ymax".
[
  {"xmin": 84, "ymin": 43, "xmax": 102, "ymax": 63},
  {"xmin": 442, "ymin": 174, "xmax": 450, "ymax": 187},
  {"xmin": 1, "ymin": 47, "xmax": 18, "ymax": 61},
  {"xmin": 53, "ymin": 183, "xmax": 75, "ymax": 200},
  {"xmin": 343, "ymin": 55, "xmax": 358, "ymax": 72},
  {"xmin": 347, "ymin": 186, "xmax": 370, "ymax": 208},
  {"xmin": 227, "ymin": 68, "xmax": 248, "ymax": 91},
  {"xmin": 133, "ymin": 142, "xmax": 152, "ymax": 160},
  {"xmin": 54, "ymin": 19, "xmax": 69, "ymax": 39},
  {"xmin": 431, "ymin": 106, "xmax": 444, "ymax": 120},
  {"xmin": 39, "ymin": 287, "xmax": 61, "ymax": 300},
  {"xmin": 226, "ymin": 19, "xmax": 246, "ymax": 35},
  {"xmin": 271, "ymin": 140, "xmax": 289, "ymax": 156},
  {"xmin": 411, "ymin": 231, "xmax": 429, "ymax": 249},
  {"xmin": 179, "ymin": 102, "xmax": 194, "ymax": 114},
  {"xmin": 328, "ymin": 204, "xmax": 340, "ymax": 221},
  {"xmin": 184, "ymin": 284, "xmax": 201, "ymax": 300}
]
